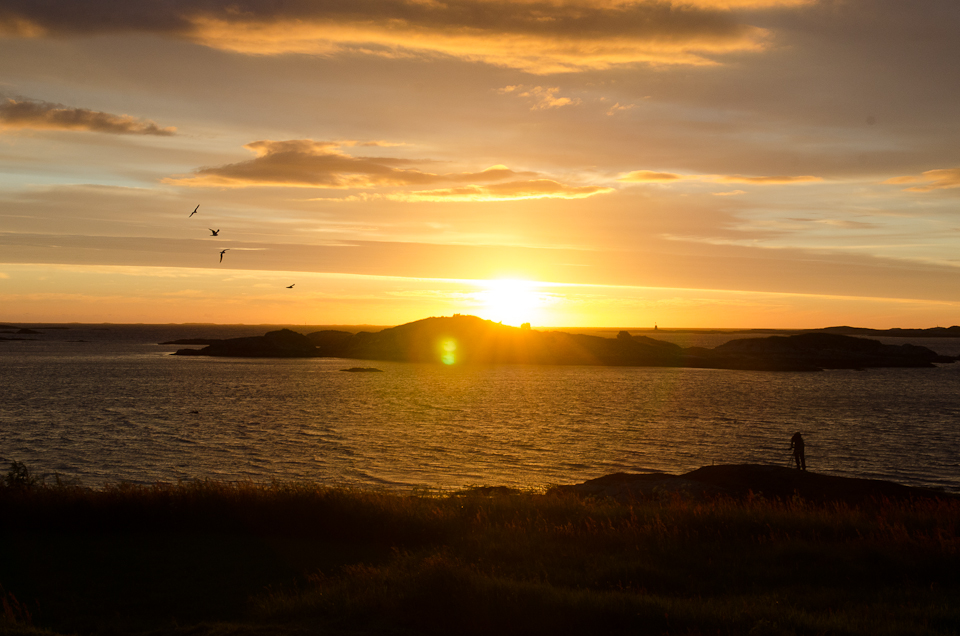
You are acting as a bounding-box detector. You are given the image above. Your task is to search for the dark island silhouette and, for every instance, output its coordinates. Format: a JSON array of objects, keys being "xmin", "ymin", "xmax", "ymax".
[
  {"xmin": 817, "ymin": 325, "xmax": 960, "ymax": 338},
  {"xmin": 166, "ymin": 314, "xmax": 958, "ymax": 371},
  {"xmin": 169, "ymin": 328, "xmax": 318, "ymax": 358}
]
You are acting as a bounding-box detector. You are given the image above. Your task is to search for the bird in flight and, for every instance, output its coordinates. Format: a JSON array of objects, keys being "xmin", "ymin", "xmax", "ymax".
[
  {"xmin": 286, "ymin": 284, "xmax": 295, "ymax": 288},
  {"xmin": 189, "ymin": 205, "xmax": 199, "ymax": 217},
  {"xmin": 219, "ymin": 249, "xmax": 229, "ymax": 262},
  {"xmin": 209, "ymin": 229, "xmax": 219, "ymax": 236}
]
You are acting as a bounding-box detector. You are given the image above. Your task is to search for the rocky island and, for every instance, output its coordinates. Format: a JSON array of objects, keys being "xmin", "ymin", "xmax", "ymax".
[
  {"xmin": 168, "ymin": 314, "xmax": 958, "ymax": 371},
  {"xmin": 170, "ymin": 328, "xmax": 317, "ymax": 357}
]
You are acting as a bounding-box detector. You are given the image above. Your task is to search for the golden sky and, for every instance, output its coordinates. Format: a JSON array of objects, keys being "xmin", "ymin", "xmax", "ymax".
[{"xmin": 1, "ymin": 0, "xmax": 959, "ymax": 327}]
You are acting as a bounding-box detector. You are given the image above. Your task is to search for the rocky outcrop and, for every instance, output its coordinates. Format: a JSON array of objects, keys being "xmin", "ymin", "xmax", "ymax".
[
  {"xmin": 704, "ymin": 332, "xmax": 954, "ymax": 370},
  {"xmin": 173, "ymin": 329, "xmax": 318, "ymax": 357},
  {"xmin": 161, "ymin": 338, "xmax": 223, "ymax": 345},
  {"xmin": 551, "ymin": 464, "xmax": 956, "ymax": 504}
]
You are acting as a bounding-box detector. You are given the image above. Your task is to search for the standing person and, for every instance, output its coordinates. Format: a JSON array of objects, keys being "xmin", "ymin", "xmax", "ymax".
[{"xmin": 790, "ymin": 432, "xmax": 806, "ymax": 471}]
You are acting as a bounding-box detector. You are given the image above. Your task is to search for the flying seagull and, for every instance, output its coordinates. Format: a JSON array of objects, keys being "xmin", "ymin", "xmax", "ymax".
[
  {"xmin": 286, "ymin": 284, "xmax": 295, "ymax": 288},
  {"xmin": 189, "ymin": 205, "xmax": 199, "ymax": 217},
  {"xmin": 209, "ymin": 229, "xmax": 219, "ymax": 236},
  {"xmin": 219, "ymin": 249, "xmax": 229, "ymax": 262}
]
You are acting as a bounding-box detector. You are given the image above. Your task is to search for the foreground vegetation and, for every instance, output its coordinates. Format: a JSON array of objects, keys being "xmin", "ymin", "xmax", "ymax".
[{"xmin": 1, "ymin": 469, "xmax": 958, "ymax": 635}]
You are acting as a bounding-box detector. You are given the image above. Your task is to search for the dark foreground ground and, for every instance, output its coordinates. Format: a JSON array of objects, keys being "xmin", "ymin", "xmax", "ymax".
[{"xmin": 1, "ymin": 465, "xmax": 958, "ymax": 636}]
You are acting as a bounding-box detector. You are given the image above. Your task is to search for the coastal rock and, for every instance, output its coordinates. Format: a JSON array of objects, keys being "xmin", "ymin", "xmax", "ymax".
[
  {"xmin": 709, "ymin": 332, "xmax": 954, "ymax": 370},
  {"xmin": 160, "ymin": 338, "xmax": 223, "ymax": 345},
  {"xmin": 551, "ymin": 464, "xmax": 955, "ymax": 504},
  {"xmin": 340, "ymin": 367, "xmax": 383, "ymax": 372},
  {"xmin": 309, "ymin": 330, "xmax": 356, "ymax": 354},
  {"xmin": 550, "ymin": 471, "xmax": 729, "ymax": 500},
  {"xmin": 173, "ymin": 329, "xmax": 318, "ymax": 357}
]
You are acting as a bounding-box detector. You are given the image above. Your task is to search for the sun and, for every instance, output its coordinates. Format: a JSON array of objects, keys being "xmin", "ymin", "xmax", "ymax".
[{"xmin": 475, "ymin": 279, "xmax": 546, "ymax": 326}]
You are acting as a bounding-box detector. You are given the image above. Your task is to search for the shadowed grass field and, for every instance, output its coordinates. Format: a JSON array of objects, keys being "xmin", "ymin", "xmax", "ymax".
[{"xmin": 1, "ymin": 472, "xmax": 958, "ymax": 635}]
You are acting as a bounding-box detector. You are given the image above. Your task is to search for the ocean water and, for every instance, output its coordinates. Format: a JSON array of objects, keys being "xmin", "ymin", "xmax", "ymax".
[{"xmin": 2, "ymin": 325, "xmax": 959, "ymax": 493}]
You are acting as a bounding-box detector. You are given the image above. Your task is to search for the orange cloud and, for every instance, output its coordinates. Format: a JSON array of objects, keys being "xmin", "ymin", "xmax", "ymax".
[
  {"xmin": 165, "ymin": 139, "xmax": 578, "ymax": 197},
  {"xmin": 391, "ymin": 180, "xmax": 614, "ymax": 202},
  {"xmin": 606, "ymin": 102, "xmax": 636, "ymax": 116},
  {"xmin": 0, "ymin": 98, "xmax": 175, "ymax": 135},
  {"xmin": 619, "ymin": 170, "xmax": 687, "ymax": 183},
  {"xmin": 619, "ymin": 170, "xmax": 822, "ymax": 185},
  {"xmin": 884, "ymin": 168, "xmax": 960, "ymax": 192},
  {"xmin": 1, "ymin": 1, "xmax": 772, "ymax": 73},
  {"xmin": 713, "ymin": 174, "xmax": 822, "ymax": 184},
  {"xmin": 498, "ymin": 85, "xmax": 579, "ymax": 110},
  {"xmin": 680, "ymin": 0, "xmax": 812, "ymax": 6}
]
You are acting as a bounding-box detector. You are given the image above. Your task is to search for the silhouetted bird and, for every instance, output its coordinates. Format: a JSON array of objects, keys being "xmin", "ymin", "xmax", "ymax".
[
  {"xmin": 209, "ymin": 229, "xmax": 219, "ymax": 236},
  {"xmin": 286, "ymin": 284, "xmax": 295, "ymax": 288},
  {"xmin": 219, "ymin": 249, "xmax": 229, "ymax": 262},
  {"xmin": 189, "ymin": 205, "xmax": 199, "ymax": 217}
]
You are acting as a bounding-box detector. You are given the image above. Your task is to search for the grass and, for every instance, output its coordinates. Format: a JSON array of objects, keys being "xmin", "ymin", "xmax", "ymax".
[{"xmin": 1, "ymin": 477, "xmax": 958, "ymax": 636}]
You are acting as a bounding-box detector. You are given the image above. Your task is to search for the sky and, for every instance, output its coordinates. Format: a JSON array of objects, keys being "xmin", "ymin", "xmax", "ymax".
[{"xmin": 1, "ymin": 0, "xmax": 959, "ymax": 328}]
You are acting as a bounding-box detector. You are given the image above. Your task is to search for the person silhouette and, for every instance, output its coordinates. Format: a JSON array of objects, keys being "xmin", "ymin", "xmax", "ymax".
[{"xmin": 790, "ymin": 432, "xmax": 806, "ymax": 471}]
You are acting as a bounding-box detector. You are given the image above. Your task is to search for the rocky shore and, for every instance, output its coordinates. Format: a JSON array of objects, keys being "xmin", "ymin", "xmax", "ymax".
[{"xmin": 551, "ymin": 464, "xmax": 957, "ymax": 504}]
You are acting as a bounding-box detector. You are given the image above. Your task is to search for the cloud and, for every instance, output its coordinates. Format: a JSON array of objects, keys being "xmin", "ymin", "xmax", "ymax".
[
  {"xmin": 619, "ymin": 170, "xmax": 822, "ymax": 185},
  {"xmin": 712, "ymin": 190, "xmax": 746, "ymax": 196},
  {"xmin": 0, "ymin": 98, "xmax": 176, "ymax": 136},
  {"xmin": 681, "ymin": 0, "xmax": 812, "ymax": 6},
  {"xmin": 166, "ymin": 139, "xmax": 418, "ymax": 188},
  {"xmin": 0, "ymin": 0, "xmax": 773, "ymax": 72},
  {"xmin": 713, "ymin": 174, "xmax": 822, "ymax": 184},
  {"xmin": 499, "ymin": 85, "xmax": 579, "ymax": 110},
  {"xmin": 165, "ymin": 139, "xmax": 610, "ymax": 200},
  {"xmin": 606, "ymin": 102, "xmax": 636, "ymax": 116},
  {"xmin": 619, "ymin": 170, "xmax": 687, "ymax": 183},
  {"xmin": 166, "ymin": 139, "xmax": 533, "ymax": 189},
  {"xmin": 884, "ymin": 168, "xmax": 960, "ymax": 192},
  {"xmin": 814, "ymin": 219, "xmax": 876, "ymax": 229},
  {"xmin": 389, "ymin": 180, "xmax": 615, "ymax": 202}
]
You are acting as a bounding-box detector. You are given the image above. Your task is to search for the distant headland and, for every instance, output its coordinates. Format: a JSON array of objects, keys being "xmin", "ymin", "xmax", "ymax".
[{"xmin": 164, "ymin": 314, "xmax": 958, "ymax": 371}]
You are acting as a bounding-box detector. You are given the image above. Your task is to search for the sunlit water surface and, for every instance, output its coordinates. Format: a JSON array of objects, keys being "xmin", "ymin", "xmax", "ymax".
[{"xmin": 2, "ymin": 325, "xmax": 959, "ymax": 493}]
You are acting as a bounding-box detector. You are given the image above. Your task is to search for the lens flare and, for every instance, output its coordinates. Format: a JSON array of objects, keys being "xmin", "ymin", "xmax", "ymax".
[{"xmin": 441, "ymin": 338, "xmax": 457, "ymax": 365}]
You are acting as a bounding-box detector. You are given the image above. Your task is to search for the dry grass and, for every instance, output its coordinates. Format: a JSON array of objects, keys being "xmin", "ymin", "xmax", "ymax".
[{"xmin": 1, "ymin": 477, "xmax": 958, "ymax": 635}]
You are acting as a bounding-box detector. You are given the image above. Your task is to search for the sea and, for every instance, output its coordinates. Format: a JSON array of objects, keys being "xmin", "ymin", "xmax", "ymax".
[{"xmin": 2, "ymin": 324, "xmax": 959, "ymax": 494}]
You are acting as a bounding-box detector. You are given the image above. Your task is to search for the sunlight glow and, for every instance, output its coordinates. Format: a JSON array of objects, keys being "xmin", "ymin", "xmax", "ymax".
[{"xmin": 475, "ymin": 279, "xmax": 547, "ymax": 327}]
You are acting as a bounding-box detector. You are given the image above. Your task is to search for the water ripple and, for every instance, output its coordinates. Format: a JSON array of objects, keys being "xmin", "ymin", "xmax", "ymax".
[{"xmin": 1, "ymin": 326, "xmax": 959, "ymax": 492}]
